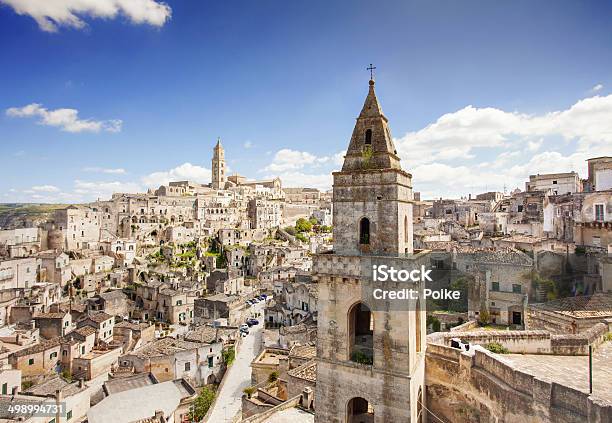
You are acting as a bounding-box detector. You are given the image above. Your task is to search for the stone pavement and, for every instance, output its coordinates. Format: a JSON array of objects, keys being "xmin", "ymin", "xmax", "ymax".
[
  {"xmin": 262, "ymin": 407, "xmax": 315, "ymax": 423},
  {"xmin": 503, "ymin": 341, "xmax": 612, "ymax": 401},
  {"xmin": 206, "ymin": 302, "xmax": 264, "ymax": 423}
]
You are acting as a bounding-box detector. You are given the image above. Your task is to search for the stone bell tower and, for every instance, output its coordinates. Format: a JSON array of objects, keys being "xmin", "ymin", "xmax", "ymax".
[
  {"xmin": 211, "ymin": 138, "xmax": 226, "ymax": 190},
  {"xmin": 314, "ymin": 76, "xmax": 428, "ymax": 423}
]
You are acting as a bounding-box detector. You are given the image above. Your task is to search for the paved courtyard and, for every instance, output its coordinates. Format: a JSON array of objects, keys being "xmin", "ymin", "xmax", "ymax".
[
  {"xmin": 262, "ymin": 407, "xmax": 315, "ymax": 423},
  {"xmin": 503, "ymin": 341, "xmax": 612, "ymax": 401}
]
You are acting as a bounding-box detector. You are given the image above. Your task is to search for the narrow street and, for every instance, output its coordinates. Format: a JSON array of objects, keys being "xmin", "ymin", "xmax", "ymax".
[{"xmin": 206, "ymin": 302, "xmax": 264, "ymax": 423}]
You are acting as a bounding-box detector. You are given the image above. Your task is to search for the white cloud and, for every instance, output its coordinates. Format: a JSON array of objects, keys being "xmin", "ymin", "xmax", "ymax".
[
  {"xmin": 73, "ymin": 180, "xmax": 143, "ymax": 199},
  {"xmin": 259, "ymin": 149, "xmax": 345, "ymax": 190},
  {"xmin": 395, "ymin": 94, "xmax": 612, "ymax": 169},
  {"xmin": 30, "ymin": 185, "xmax": 60, "ymax": 193},
  {"xmin": 263, "ymin": 149, "xmax": 344, "ymax": 173},
  {"xmin": 6, "ymin": 103, "xmax": 122, "ymax": 133},
  {"xmin": 591, "ymin": 84, "xmax": 603, "ymax": 93},
  {"xmin": 243, "ymin": 140, "xmax": 253, "ymax": 149},
  {"xmin": 263, "ymin": 149, "xmax": 318, "ymax": 172},
  {"xmin": 83, "ymin": 167, "xmax": 126, "ymax": 174},
  {"xmin": 0, "ymin": 0, "xmax": 171, "ymax": 32},
  {"xmin": 262, "ymin": 171, "xmax": 332, "ymax": 191},
  {"xmin": 141, "ymin": 162, "xmax": 211, "ymax": 187},
  {"xmin": 526, "ymin": 139, "xmax": 543, "ymax": 152}
]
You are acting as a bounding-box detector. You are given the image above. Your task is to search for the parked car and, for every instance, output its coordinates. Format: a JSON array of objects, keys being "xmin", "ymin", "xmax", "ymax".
[
  {"xmin": 247, "ymin": 318, "xmax": 259, "ymax": 326},
  {"xmin": 240, "ymin": 324, "xmax": 249, "ymax": 332}
]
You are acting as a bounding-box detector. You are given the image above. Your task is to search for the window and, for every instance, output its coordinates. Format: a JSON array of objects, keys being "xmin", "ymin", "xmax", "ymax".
[
  {"xmin": 28, "ymin": 358, "xmax": 34, "ymax": 365},
  {"xmin": 595, "ymin": 204, "xmax": 605, "ymax": 222},
  {"xmin": 208, "ymin": 356, "xmax": 213, "ymax": 368},
  {"xmin": 365, "ymin": 129, "xmax": 372, "ymax": 145},
  {"xmin": 491, "ymin": 282, "xmax": 500, "ymax": 292},
  {"xmin": 512, "ymin": 284, "xmax": 522, "ymax": 293},
  {"xmin": 517, "ymin": 205, "xmax": 523, "ymax": 212},
  {"xmin": 552, "ymin": 180, "xmax": 557, "ymax": 184},
  {"xmin": 50, "ymin": 352, "xmax": 57, "ymax": 359},
  {"xmin": 359, "ymin": 218, "xmax": 370, "ymax": 245},
  {"xmin": 184, "ymin": 362, "xmax": 191, "ymax": 371},
  {"xmin": 2, "ymin": 383, "xmax": 6, "ymax": 394}
]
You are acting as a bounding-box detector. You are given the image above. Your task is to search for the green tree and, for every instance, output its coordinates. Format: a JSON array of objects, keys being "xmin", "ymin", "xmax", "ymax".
[
  {"xmin": 427, "ymin": 315, "xmax": 441, "ymax": 332},
  {"xmin": 320, "ymin": 225, "xmax": 332, "ymax": 233},
  {"xmin": 267, "ymin": 371, "xmax": 279, "ymax": 383},
  {"xmin": 222, "ymin": 347, "xmax": 235, "ymax": 366},
  {"xmin": 243, "ymin": 386, "xmax": 256, "ymax": 398},
  {"xmin": 284, "ymin": 226, "xmax": 297, "ymax": 236},
  {"xmin": 485, "ymin": 342, "xmax": 509, "ymax": 354},
  {"xmin": 295, "ymin": 218, "xmax": 312, "ymax": 233},
  {"xmin": 188, "ymin": 387, "xmax": 216, "ymax": 421}
]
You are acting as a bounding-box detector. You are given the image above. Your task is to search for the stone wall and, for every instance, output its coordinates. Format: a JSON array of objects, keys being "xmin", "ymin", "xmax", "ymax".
[
  {"xmin": 442, "ymin": 330, "xmax": 553, "ymax": 354},
  {"xmin": 437, "ymin": 323, "xmax": 609, "ymax": 355},
  {"xmin": 425, "ymin": 343, "xmax": 612, "ymax": 423}
]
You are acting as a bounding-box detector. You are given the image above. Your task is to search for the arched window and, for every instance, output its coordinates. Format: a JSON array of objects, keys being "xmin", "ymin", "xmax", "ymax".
[
  {"xmin": 359, "ymin": 218, "xmax": 370, "ymax": 245},
  {"xmin": 404, "ymin": 215, "xmax": 409, "ymax": 242},
  {"xmin": 365, "ymin": 129, "xmax": 372, "ymax": 145},
  {"xmin": 348, "ymin": 302, "xmax": 373, "ymax": 365},
  {"xmin": 347, "ymin": 397, "xmax": 374, "ymax": 423}
]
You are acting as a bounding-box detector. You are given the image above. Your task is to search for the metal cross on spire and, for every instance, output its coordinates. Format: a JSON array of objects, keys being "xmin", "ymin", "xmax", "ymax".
[{"xmin": 367, "ymin": 63, "xmax": 377, "ymax": 80}]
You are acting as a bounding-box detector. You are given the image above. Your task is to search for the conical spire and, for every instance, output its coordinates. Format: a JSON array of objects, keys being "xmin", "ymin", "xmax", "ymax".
[
  {"xmin": 341, "ymin": 79, "xmax": 401, "ymax": 172},
  {"xmin": 358, "ymin": 79, "xmax": 385, "ymax": 119},
  {"xmin": 214, "ymin": 137, "xmax": 223, "ymax": 151}
]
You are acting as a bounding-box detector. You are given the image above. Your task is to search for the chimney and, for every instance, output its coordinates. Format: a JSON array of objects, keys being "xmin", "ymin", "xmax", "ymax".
[{"xmin": 301, "ymin": 386, "xmax": 314, "ymax": 410}]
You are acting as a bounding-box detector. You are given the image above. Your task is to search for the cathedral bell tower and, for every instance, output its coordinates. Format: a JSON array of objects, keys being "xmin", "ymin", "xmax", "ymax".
[
  {"xmin": 212, "ymin": 138, "xmax": 226, "ymax": 190},
  {"xmin": 314, "ymin": 75, "xmax": 427, "ymax": 423}
]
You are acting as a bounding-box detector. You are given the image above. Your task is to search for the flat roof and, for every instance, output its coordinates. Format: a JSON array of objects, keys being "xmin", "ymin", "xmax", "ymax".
[{"xmin": 502, "ymin": 341, "xmax": 612, "ymax": 402}]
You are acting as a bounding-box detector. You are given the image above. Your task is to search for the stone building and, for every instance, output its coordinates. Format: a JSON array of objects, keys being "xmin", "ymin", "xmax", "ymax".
[
  {"xmin": 283, "ymin": 188, "xmax": 321, "ymax": 205},
  {"xmin": 248, "ymin": 198, "xmax": 282, "ymax": 229},
  {"xmin": 33, "ymin": 310, "xmax": 74, "ymax": 339},
  {"xmin": 314, "ymin": 78, "xmax": 428, "ymax": 423},
  {"xmin": 53, "ymin": 205, "xmax": 102, "ymax": 251},
  {"xmin": 526, "ymin": 172, "xmax": 582, "ymax": 195},
  {"xmin": 586, "ymin": 156, "xmax": 612, "ymax": 192},
  {"xmin": 118, "ymin": 335, "xmax": 224, "ymax": 386},
  {"xmin": 0, "ymin": 257, "xmax": 40, "ymax": 290},
  {"xmin": 38, "ymin": 250, "xmax": 71, "ymax": 286}
]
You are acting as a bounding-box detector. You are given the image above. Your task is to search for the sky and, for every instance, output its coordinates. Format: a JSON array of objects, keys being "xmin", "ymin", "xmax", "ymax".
[{"xmin": 1, "ymin": 0, "xmax": 611, "ymax": 203}]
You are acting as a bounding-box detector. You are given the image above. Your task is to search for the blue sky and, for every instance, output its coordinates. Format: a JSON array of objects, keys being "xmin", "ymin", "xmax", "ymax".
[{"xmin": 1, "ymin": 0, "xmax": 611, "ymax": 202}]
